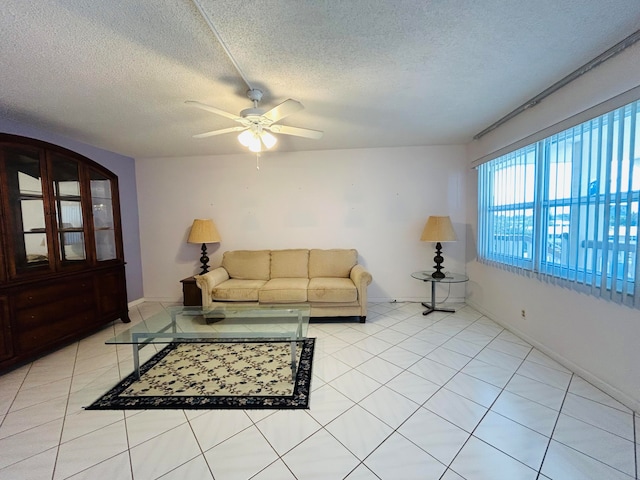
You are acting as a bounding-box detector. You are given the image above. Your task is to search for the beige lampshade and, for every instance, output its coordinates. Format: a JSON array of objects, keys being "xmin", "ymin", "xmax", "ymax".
[
  {"xmin": 420, "ymin": 216, "xmax": 457, "ymax": 242},
  {"xmin": 187, "ymin": 219, "xmax": 221, "ymax": 244}
]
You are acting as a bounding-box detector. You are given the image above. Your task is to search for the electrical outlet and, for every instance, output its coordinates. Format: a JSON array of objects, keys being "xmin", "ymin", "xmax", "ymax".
[{"xmin": 521, "ymin": 309, "xmax": 526, "ymax": 319}]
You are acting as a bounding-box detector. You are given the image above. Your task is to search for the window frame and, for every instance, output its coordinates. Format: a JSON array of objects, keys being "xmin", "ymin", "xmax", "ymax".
[{"xmin": 477, "ymin": 99, "xmax": 640, "ymax": 307}]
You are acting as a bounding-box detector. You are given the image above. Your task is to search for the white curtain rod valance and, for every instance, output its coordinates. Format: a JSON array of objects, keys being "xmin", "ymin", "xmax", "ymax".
[{"xmin": 471, "ymin": 84, "xmax": 640, "ymax": 169}]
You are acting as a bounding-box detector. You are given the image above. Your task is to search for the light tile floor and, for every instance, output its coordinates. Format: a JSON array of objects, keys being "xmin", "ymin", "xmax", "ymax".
[{"xmin": 0, "ymin": 301, "xmax": 637, "ymax": 479}]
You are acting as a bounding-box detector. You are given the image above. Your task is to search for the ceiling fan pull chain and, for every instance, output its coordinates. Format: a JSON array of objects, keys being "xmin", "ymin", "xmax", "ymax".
[{"xmin": 256, "ymin": 152, "xmax": 260, "ymax": 170}]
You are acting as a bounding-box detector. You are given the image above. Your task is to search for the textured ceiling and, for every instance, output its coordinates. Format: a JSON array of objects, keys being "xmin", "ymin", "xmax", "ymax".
[{"xmin": 1, "ymin": 0, "xmax": 640, "ymax": 158}]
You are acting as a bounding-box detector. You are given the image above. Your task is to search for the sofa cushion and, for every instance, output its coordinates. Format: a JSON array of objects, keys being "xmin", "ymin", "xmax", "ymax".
[
  {"xmin": 211, "ymin": 279, "xmax": 267, "ymax": 301},
  {"xmin": 259, "ymin": 278, "xmax": 309, "ymax": 303},
  {"xmin": 308, "ymin": 277, "xmax": 358, "ymax": 303},
  {"xmin": 222, "ymin": 250, "xmax": 271, "ymax": 280},
  {"xmin": 309, "ymin": 249, "xmax": 357, "ymax": 278},
  {"xmin": 270, "ymin": 249, "xmax": 309, "ymax": 278}
]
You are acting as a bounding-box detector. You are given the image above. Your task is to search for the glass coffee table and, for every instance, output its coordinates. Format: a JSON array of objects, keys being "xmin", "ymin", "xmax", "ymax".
[
  {"xmin": 411, "ymin": 271, "xmax": 469, "ymax": 316},
  {"xmin": 107, "ymin": 304, "xmax": 310, "ymax": 378}
]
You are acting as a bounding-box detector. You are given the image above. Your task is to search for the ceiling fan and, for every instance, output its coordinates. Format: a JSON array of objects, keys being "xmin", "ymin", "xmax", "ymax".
[{"xmin": 186, "ymin": 89, "xmax": 323, "ymax": 153}]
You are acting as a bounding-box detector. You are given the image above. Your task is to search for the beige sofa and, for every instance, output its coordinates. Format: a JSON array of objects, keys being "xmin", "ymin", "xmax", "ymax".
[{"xmin": 194, "ymin": 249, "xmax": 373, "ymax": 322}]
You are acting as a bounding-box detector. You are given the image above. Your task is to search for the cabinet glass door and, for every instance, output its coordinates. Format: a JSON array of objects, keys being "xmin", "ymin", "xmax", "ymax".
[
  {"xmin": 90, "ymin": 169, "xmax": 117, "ymax": 261},
  {"xmin": 51, "ymin": 155, "xmax": 86, "ymax": 263},
  {"xmin": 4, "ymin": 149, "xmax": 50, "ymax": 273}
]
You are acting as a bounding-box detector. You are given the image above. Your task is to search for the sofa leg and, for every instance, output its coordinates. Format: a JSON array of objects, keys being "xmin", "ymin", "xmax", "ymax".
[{"xmin": 359, "ymin": 316, "xmax": 366, "ymax": 323}]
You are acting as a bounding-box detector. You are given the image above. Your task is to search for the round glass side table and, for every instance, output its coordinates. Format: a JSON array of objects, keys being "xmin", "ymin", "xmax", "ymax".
[{"xmin": 411, "ymin": 271, "xmax": 469, "ymax": 316}]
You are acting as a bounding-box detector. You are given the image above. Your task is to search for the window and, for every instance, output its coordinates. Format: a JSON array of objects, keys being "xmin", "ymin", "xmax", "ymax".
[{"xmin": 478, "ymin": 100, "xmax": 640, "ymax": 307}]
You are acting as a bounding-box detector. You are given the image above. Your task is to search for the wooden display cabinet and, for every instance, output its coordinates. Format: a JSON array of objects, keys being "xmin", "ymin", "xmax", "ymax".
[{"xmin": 0, "ymin": 134, "xmax": 130, "ymax": 371}]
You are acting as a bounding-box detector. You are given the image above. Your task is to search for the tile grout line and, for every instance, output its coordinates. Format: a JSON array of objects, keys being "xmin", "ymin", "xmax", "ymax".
[
  {"xmin": 123, "ymin": 304, "xmax": 140, "ymax": 480},
  {"xmin": 183, "ymin": 412, "xmax": 217, "ymax": 480},
  {"xmin": 436, "ymin": 322, "xmax": 538, "ymax": 479},
  {"xmin": 635, "ymin": 410, "xmax": 638, "ymax": 480},
  {"xmin": 51, "ymin": 338, "xmax": 82, "ymax": 480},
  {"xmin": 0, "ymin": 359, "xmax": 33, "ymax": 430},
  {"xmin": 534, "ymin": 371, "xmax": 573, "ymax": 480}
]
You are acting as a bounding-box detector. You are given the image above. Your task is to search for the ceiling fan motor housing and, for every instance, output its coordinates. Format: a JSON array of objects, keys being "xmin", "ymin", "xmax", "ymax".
[
  {"xmin": 240, "ymin": 108, "xmax": 266, "ymax": 121},
  {"xmin": 243, "ymin": 89, "xmax": 266, "ymax": 121}
]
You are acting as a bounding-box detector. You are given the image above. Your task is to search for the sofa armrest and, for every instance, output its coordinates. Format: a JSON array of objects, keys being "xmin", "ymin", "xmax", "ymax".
[
  {"xmin": 350, "ymin": 264, "xmax": 373, "ymax": 287},
  {"xmin": 350, "ymin": 264, "xmax": 373, "ymax": 316},
  {"xmin": 194, "ymin": 267, "xmax": 230, "ymax": 307}
]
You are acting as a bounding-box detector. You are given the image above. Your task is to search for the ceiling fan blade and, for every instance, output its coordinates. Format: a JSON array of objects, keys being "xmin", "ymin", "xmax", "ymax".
[
  {"xmin": 193, "ymin": 126, "xmax": 246, "ymax": 139},
  {"xmin": 185, "ymin": 101, "xmax": 241, "ymax": 121},
  {"xmin": 262, "ymin": 99, "xmax": 304, "ymax": 123},
  {"xmin": 268, "ymin": 124, "xmax": 323, "ymax": 139}
]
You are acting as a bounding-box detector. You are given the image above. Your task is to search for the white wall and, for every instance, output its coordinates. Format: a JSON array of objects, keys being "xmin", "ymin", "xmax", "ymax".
[
  {"xmin": 136, "ymin": 145, "xmax": 467, "ymax": 304},
  {"xmin": 466, "ymin": 42, "xmax": 640, "ymax": 410}
]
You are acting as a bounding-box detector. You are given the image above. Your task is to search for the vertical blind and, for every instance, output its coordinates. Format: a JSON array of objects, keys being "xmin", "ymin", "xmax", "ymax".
[{"xmin": 478, "ymin": 99, "xmax": 640, "ymax": 307}]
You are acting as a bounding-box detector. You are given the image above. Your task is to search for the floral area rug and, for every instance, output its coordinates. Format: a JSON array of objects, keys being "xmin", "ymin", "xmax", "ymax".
[{"xmin": 86, "ymin": 338, "xmax": 315, "ymax": 410}]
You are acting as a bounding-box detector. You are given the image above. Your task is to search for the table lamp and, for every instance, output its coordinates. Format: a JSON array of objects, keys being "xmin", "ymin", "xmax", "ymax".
[
  {"xmin": 187, "ymin": 219, "xmax": 221, "ymax": 274},
  {"xmin": 420, "ymin": 216, "xmax": 457, "ymax": 279}
]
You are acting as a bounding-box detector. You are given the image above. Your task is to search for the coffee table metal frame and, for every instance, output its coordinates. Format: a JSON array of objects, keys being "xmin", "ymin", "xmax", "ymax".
[{"xmin": 106, "ymin": 304, "xmax": 310, "ymax": 379}]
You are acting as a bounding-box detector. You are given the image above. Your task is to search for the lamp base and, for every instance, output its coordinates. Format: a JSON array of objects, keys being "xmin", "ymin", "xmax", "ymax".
[
  {"xmin": 431, "ymin": 242, "xmax": 446, "ymax": 278},
  {"xmin": 198, "ymin": 243, "xmax": 210, "ymax": 275}
]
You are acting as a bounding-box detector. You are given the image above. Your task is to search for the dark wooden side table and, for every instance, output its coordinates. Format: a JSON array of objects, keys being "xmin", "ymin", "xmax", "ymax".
[{"xmin": 180, "ymin": 276, "xmax": 202, "ymax": 306}]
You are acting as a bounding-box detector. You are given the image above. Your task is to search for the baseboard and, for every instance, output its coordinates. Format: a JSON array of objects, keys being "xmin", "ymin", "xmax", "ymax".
[
  {"xmin": 131, "ymin": 296, "xmax": 182, "ymax": 305},
  {"xmin": 127, "ymin": 298, "xmax": 146, "ymax": 308},
  {"xmin": 369, "ymin": 296, "xmax": 466, "ymax": 304},
  {"xmin": 466, "ymin": 299, "xmax": 639, "ymax": 413}
]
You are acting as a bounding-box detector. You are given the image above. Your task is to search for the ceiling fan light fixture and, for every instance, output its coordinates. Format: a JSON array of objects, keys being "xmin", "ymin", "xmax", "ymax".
[
  {"xmin": 238, "ymin": 128, "xmax": 276, "ymax": 152},
  {"xmin": 248, "ymin": 134, "xmax": 262, "ymax": 152},
  {"xmin": 237, "ymin": 129, "xmax": 254, "ymax": 147},
  {"xmin": 261, "ymin": 131, "xmax": 277, "ymax": 149}
]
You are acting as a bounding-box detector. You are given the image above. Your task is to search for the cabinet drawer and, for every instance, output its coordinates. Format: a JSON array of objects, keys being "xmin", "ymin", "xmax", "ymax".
[
  {"xmin": 14, "ymin": 277, "xmax": 94, "ymax": 309},
  {"xmin": 16, "ymin": 307, "xmax": 96, "ymax": 352},
  {"xmin": 15, "ymin": 294, "xmax": 97, "ymax": 330},
  {"xmin": 0, "ymin": 296, "xmax": 12, "ymax": 361}
]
